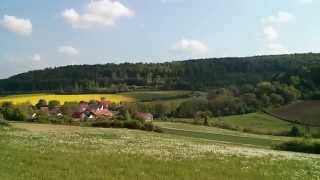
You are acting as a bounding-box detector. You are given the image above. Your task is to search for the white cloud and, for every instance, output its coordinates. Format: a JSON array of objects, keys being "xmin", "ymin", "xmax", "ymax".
[
  {"xmin": 262, "ymin": 11, "xmax": 293, "ymax": 25},
  {"xmin": 62, "ymin": 0, "xmax": 134, "ymax": 29},
  {"xmin": 1, "ymin": 15, "xmax": 32, "ymax": 36},
  {"xmin": 173, "ymin": 39, "xmax": 208, "ymax": 54},
  {"xmin": 58, "ymin": 46, "xmax": 79, "ymax": 56},
  {"xmin": 31, "ymin": 54, "xmax": 41, "ymax": 62},
  {"xmin": 259, "ymin": 11, "xmax": 294, "ymax": 55},
  {"xmin": 263, "ymin": 26, "xmax": 278, "ymax": 41}
]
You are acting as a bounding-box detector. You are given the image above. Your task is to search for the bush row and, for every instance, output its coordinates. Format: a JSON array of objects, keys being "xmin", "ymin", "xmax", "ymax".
[
  {"xmin": 90, "ymin": 120, "xmax": 162, "ymax": 133},
  {"xmin": 207, "ymin": 121, "xmax": 305, "ymax": 137},
  {"xmin": 275, "ymin": 139, "xmax": 320, "ymax": 154}
]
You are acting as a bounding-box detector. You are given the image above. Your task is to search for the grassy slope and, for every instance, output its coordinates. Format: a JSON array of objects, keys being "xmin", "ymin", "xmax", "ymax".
[
  {"xmin": 209, "ymin": 113, "xmax": 299, "ymax": 134},
  {"xmin": 161, "ymin": 128, "xmax": 280, "ymax": 147},
  {"xmin": 161, "ymin": 113, "xmax": 320, "ymax": 138},
  {"xmin": 0, "ymin": 123, "xmax": 320, "ymax": 180},
  {"xmin": 210, "ymin": 113, "xmax": 320, "ymax": 135},
  {"xmin": 155, "ymin": 122, "xmax": 298, "ymax": 148},
  {"xmin": 214, "ymin": 113, "xmax": 293, "ymax": 130}
]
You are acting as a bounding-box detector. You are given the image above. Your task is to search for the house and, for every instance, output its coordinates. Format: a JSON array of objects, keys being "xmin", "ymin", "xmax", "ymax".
[
  {"xmin": 77, "ymin": 98, "xmax": 113, "ymax": 120},
  {"xmin": 79, "ymin": 101, "xmax": 89, "ymax": 112},
  {"xmin": 134, "ymin": 112, "xmax": 153, "ymax": 122},
  {"xmin": 72, "ymin": 112, "xmax": 82, "ymax": 119},
  {"xmin": 82, "ymin": 109, "xmax": 95, "ymax": 119},
  {"xmin": 57, "ymin": 113, "xmax": 64, "ymax": 118},
  {"xmin": 30, "ymin": 105, "xmax": 50, "ymax": 121},
  {"xmin": 100, "ymin": 98, "xmax": 112, "ymax": 108},
  {"xmin": 95, "ymin": 108, "xmax": 113, "ymax": 118},
  {"xmin": 31, "ymin": 113, "xmax": 38, "ymax": 120}
]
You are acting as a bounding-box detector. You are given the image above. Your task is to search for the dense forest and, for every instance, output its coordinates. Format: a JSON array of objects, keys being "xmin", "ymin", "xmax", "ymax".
[{"xmin": 1, "ymin": 53, "xmax": 320, "ymax": 95}]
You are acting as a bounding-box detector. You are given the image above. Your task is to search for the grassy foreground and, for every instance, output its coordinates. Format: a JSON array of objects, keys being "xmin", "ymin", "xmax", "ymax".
[{"xmin": 1, "ymin": 123, "xmax": 320, "ymax": 180}]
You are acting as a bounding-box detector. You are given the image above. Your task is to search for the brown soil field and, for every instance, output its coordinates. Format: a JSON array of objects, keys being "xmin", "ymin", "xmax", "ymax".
[{"xmin": 270, "ymin": 101, "xmax": 320, "ymax": 126}]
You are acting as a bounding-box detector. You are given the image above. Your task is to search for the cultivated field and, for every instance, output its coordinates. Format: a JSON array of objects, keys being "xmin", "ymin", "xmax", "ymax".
[
  {"xmin": 0, "ymin": 91, "xmax": 193, "ymax": 105},
  {"xmin": 0, "ymin": 93, "xmax": 134, "ymax": 105},
  {"xmin": 1, "ymin": 122, "xmax": 320, "ymax": 180},
  {"xmin": 170, "ymin": 113, "xmax": 320, "ymax": 136},
  {"xmin": 270, "ymin": 100, "xmax": 320, "ymax": 126},
  {"xmin": 121, "ymin": 91, "xmax": 192, "ymax": 101}
]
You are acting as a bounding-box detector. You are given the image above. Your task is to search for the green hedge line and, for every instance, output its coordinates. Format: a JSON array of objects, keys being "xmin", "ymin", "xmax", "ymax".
[{"xmin": 275, "ymin": 139, "xmax": 320, "ymax": 154}]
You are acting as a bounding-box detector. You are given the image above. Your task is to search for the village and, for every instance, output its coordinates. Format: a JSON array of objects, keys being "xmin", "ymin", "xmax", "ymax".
[{"xmin": 29, "ymin": 97, "xmax": 154, "ymax": 123}]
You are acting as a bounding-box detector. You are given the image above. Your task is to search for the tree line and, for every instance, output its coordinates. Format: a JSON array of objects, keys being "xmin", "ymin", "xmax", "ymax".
[{"xmin": 1, "ymin": 53, "xmax": 320, "ymax": 94}]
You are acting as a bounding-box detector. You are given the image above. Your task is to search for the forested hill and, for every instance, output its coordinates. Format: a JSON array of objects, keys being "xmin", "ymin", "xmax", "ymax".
[{"xmin": 1, "ymin": 53, "xmax": 320, "ymax": 93}]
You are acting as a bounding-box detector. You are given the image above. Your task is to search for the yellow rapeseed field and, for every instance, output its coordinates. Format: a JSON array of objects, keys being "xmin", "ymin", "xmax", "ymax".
[{"xmin": 0, "ymin": 93, "xmax": 134, "ymax": 105}]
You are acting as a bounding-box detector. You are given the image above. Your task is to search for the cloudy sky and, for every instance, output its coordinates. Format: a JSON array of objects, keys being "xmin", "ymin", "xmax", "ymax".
[{"xmin": 0, "ymin": 0, "xmax": 319, "ymax": 78}]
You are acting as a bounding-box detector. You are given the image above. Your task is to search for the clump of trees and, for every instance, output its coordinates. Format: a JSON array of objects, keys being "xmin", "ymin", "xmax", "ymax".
[
  {"xmin": 0, "ymin": 113, "xmax": 9, "ymax": 126},
  {"xmin": 0, "ymin": 102, "xmax": 32, "ymax": 121},
  {"xmin": 176, "ymin": 99, "xmax": 208, "ymax": 118},
  {"xmin": 207, "ymin": 80, "xmax": 301, "ymax": 117},
  {"xmin": 90, "ymin": 120, "xmax": 162, "ymax": 133},
  {"xmin": 125, "ymin": 101, "xmax": 177, "ymax": 120}
]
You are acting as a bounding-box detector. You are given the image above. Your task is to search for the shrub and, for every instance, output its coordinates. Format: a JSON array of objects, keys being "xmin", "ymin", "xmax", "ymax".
[
  {"xmin": 177, "ymin": 99, "xmax": 208, "ymax": 118},
  {"xmin": 36, "ymin": 99, "xmax": 47, "ymax": 109},
  {"xmin": 0, "ymin": 119, "xmax": 9, "ymax": 126},
  {"xmin": 275, "ymin": 139, "xmax": 320, "ymax": 154},
  {"xmin": 123, "ymin": 120, "xmax": 143, "ymax": 130},
  {"xmin": 143, "ymin": 122, "xmax": 154, "ymax": 131},
  {"xmin": 89, "ymin": 119, "xmax": 162, "ymax": 133},
  {"xmin": 80, "ymin": 121, "xmax": 92, "ymax": 127},
  {"xmin": 288, "ymin": 126, "xmax": 302, "ymax": 137},
  {"xmin": 152, "ymin": 125, "xmax": 163, "ymax": 133},
  {"xmin": 211, "ymin": 121, "xmax": 238, "ymax": 131},
  {"xmin": 91, "ymin": 121, "xmax": 113, "ymax": 128},
  {"xmin": 1, "ymin": 107, "xmax": 27, "ymax": 121},
  {"xmin": 48, "ymin": 100, "xmax": 60, "ymax": 110},
  {"xmin": 62, "ymin": 102, "xmax": 79, "ymax": 116},
  {"xmin": 35, "ymin": 110, "xmax": 50, "ymax": 123},
  {"xmin": 112, "ymin": 120, "xmax": 124, "ymax": 128}
]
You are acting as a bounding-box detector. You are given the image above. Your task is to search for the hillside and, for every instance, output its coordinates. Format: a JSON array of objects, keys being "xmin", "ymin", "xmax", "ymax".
[
  {"xmin": 1, "ymin": 53, "xmax": 320, "ymax": 93},
  {"xmin": 1, "ymin": 122, "xmax": 319, "ymax": 180}
]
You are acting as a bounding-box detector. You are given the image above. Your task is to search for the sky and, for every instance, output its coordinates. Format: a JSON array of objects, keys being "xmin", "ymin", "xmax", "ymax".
[{"xmin": 0, "ymin": 0, "xmax": 319, "ymax": 78}]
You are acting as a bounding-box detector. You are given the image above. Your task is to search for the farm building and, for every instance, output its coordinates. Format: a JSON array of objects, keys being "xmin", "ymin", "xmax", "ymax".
[
  {"xmin": 77, "ymin": 98, "xmax": 113, "ymax": 120},
  {"xmin": 134, "ymin": 112, "xmax": 153, "ymax": 122}
]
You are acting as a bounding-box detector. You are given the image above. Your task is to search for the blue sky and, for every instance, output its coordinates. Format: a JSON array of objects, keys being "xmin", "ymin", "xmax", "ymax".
[{"xmin": 0, "ymin": 0, "xmax": 319, "ymax": 78}]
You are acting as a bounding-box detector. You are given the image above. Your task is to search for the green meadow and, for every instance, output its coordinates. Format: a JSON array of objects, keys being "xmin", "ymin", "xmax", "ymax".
[{"xmin": 0, "ymin": 122, "xmax": 320, "ymax": 180}]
